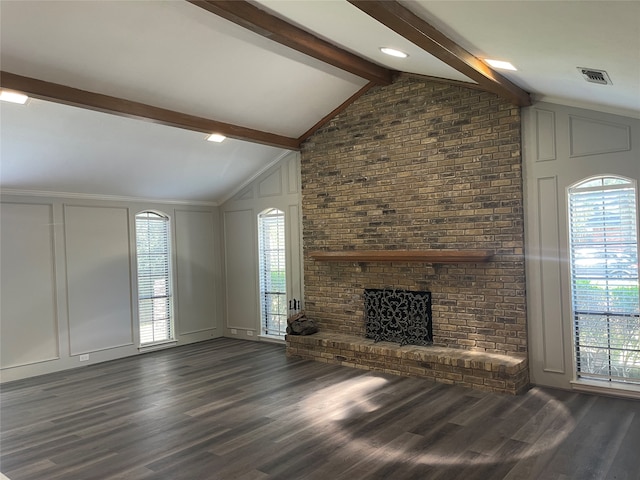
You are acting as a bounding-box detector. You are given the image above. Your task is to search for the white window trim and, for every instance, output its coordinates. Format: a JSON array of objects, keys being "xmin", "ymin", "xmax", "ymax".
[
  {"xmin": 567, "ymin": 175, "xmax": 640, "ymax": 387},
  {"xmin": 135, "ymin": 210, "xmax": 175, "ymax": 346},
  {"xmin": 571, "ymin": 379, "xmax": 640, "ymax": 400},
  {"xmin": 258, "ymin": 208, "xmax": 287, "ymax": 338}
]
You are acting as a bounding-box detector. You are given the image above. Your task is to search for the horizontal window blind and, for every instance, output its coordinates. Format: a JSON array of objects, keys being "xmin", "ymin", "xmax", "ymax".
[
  {"xmin": 258, "ymin": 209, "xmax": 287, "ymax": 337},
  {"xmin": 569, "ymin": 178, "xmax": 640, "ymax": 384},
  {"xmin": 136, "ymin": 212, "xmax": 173, "ymax": 345}
]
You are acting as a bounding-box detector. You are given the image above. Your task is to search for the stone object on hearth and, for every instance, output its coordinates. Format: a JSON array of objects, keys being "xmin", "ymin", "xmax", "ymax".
[{"xmin": 287, "ymin": 311, "xmax": 318, "ymax": 336}]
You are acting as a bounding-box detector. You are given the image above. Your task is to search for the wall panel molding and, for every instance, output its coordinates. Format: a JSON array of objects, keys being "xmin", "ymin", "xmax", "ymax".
[
  {"xmin": 234, "ymin": 187, "xmax": 254, "ymax": 201},
  {"xmin": 223, "ymin": 209, "xmax": 258, "ymax": 330},
  {"xmin": 0, "ymin": 202, "xmax": 60, "ymax": 369},
  {"xmin": 288, "ymin": 156, "xmax": 300, "ymax": 194},
  {"xmin": 258, "ymin": 168, "xmax": 283, "ymax": 198},
  {"xmin": 569, "ymin": 115, "xmax": 631, "ymax": 157},
  {"xmin": 524, "ymin": 101, "xmax": 639, "ymax": 391},
  {"xmin": 535, "ymin": 109, "xmax": 556, "ymax": 162},
  {"xmin": 536, "ymin": 177, "xmax": 566, "ymax": 373},
  {"xmin": 64, "ymin": 205, "xmax": 134, "ymax": 355},
  {"xmin": 174, "ymin": 209, "xmax": 217, "ymax": 337},
  {"xmin": 220, "ymin": 152, "xmax": 302, "ymax": 337}
]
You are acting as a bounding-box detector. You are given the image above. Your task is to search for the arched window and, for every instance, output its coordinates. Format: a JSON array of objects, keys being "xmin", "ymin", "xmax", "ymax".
[
  {"xmin": 258, "ymin": 208, "xmax": 287, "ymax": 337},
  {"xmin": 568, "ymin": 176, "xmax": 639, "ymax": 384},
  {"xmin": 135, "ymin": 211, "xmax": 173, "ymax": 345}
]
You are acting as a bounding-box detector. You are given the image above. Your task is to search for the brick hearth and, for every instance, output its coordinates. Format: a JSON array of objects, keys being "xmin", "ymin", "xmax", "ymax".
[{"xmin": 287, "ymin": 332, "xmax": 529, "ymax": 395}]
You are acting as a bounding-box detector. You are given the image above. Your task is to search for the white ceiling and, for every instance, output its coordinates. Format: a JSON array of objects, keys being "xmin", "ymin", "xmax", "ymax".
[
  {"xmin": 1, "ymin": 0, "xmax": 639, "ymax": 204},
  {"xmin": 1, "ymin": 98, "xmax": 289, "ymax": 203}
]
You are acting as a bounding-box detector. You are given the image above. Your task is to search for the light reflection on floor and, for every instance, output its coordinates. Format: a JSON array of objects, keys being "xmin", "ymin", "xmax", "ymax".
[
  {"xmin": 306, "ymin": 376, "xmax": 390, "ymax": 421},
  {"xmin": 301, "ymin": 376, "xmax": 576, "ymax": 467}
]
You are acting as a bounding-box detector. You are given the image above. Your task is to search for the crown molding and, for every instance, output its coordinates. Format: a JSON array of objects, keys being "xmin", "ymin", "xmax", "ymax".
[{"xmin": 0, "ymin": 189, "xmax": 218, "ymax": 207}]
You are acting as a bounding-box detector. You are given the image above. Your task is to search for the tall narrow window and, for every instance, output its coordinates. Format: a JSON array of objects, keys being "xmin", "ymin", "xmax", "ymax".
[
  {"xmin": 136, "ymin": 211, "xmax": 173, "ymax": 345},
  {"xmin": 258, "ymin": 208, "xmax": 287, "ymax": 337},
  {"xmin": 569, "ymin": 176, "xmax": 640, "ymax": 384}
]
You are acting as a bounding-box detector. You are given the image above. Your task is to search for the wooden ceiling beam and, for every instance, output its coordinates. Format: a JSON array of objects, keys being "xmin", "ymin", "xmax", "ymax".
[
  {"xmin": 348, "ymin": 0, "xmax": 532, "ymax": 107},
  {"xmin": 1, "ymin": 71, "xmax": 301, "ymax": 150},
  {"xmin": 187, "ymin": 0, "xmax": 394, "ymax": 86}
]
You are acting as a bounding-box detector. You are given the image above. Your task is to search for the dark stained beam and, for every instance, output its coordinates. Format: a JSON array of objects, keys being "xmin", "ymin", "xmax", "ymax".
[
  {"xmin": 187, "ymin": 0, "xmax": 394, "ymax": 86},
  {"xmin": 348, "ymin": 0, "xmax": 532, "ymax": 107},
  {"xmin": 1, "ymin": 71, "xmax": 301, "ymax": 150}
]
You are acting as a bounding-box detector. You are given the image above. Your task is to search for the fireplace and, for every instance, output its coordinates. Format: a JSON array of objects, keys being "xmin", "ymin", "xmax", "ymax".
[
  {"xmin": 364, "ymin": 288, "xmax": 432, "ymax": 346},
  {"xmin": 289, "ymin": 75, "xmax": 529, "ymax": 393}
]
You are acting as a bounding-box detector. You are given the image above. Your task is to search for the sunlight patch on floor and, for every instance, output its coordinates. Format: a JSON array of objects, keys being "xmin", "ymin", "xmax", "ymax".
[
  {"xmin": 401, "ymin": 388, "xmax": 576, "ymax": 467},
  {"xmin": 304, "ymin": 379, "xmax": 576, "ymax": 468},
  {"xmin": 301, "ymin": 376, "xmax": 390, "ymax": 421}
]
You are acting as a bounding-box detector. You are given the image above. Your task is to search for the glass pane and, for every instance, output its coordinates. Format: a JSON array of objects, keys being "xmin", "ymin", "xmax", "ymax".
[
  {"xmin": 136, "ymin": 212, "xmax": 173, "ymax": 344},
  {"xmin": 258, "ymin": 209, "xmax": 287, "ymax": 337},
  {"xmin": 569, "ymin": 178, "xmax": 640, "ymax": 385},
  {"xmin": 263, "ymin": 292, "xmax": 287, "ymax": 336}
]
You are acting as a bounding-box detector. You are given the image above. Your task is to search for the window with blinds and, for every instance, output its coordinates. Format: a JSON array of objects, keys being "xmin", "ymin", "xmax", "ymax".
[
  {"xmin": 135, "ymin": 211, "xmax": 173, "ymax": 345},
  {"xmin": 568, "ymin": 176, "xmax": 640, "ymax": 384},
  {"xmin": 258, "ymin": 208, "xmax": 287, "ymax": 337}
]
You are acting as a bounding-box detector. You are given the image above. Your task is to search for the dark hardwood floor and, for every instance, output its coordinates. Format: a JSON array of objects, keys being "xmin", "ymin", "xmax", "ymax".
[{"xmin": 1, "ymin": 338, "xmax": 639, "ymax": 480}]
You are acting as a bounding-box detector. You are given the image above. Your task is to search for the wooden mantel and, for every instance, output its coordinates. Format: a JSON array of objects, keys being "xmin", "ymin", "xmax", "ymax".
[{"xmin": 309, "ymin": 250, "xmax": 494, "ymax": 264}]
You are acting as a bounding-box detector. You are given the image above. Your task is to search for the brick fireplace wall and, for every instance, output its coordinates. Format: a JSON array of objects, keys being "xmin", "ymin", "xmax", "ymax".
[{"xmin": 300, "ymin": 75, "xmax": 526, "ymax": 358}]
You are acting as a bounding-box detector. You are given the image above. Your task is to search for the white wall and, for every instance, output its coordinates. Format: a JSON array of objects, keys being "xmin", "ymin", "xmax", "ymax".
[
  {"xmin": 220, "ymin": 151, "xmax": 302, "ymax": 341},
  {"xmin": 0, "ymin": 195, "xmax": 222, "ymax": 382},
  {"xmin": 523, "ymin": 102, "xmax": 640, "ymax": 392}
]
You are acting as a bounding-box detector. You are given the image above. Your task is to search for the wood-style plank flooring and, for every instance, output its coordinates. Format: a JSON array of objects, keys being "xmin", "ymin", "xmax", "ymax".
[{"xmin": 1, "ymin": 338, "xmax": 639, "ymax": 480}]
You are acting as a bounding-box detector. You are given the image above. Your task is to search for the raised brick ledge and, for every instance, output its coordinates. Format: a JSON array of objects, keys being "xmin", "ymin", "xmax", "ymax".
[{"xmin": 286, "ymin": 332, "xmax": 529, "ymax": 395}]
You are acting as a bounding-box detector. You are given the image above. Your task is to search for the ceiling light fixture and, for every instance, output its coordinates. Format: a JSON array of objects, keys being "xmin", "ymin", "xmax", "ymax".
[
  {"xmin": 484, "ymin": 59, "xmax": 517, "ymax": 71},
  {"xmin": 0, "ymin": 90, "xmax": 29, "ymax": 104},
  {"xmin": 206, "ymin": 133, "xmax": 226, "ymax": 143},
  {"xmin": 380, "ymin": 47, "xmax": 408, "ymax": 58}
]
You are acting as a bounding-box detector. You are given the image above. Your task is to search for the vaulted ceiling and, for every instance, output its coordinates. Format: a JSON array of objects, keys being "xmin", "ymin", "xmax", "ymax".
[{"xmin": 2, "ymin": 1, "xmax": 638, "ymax": 204}]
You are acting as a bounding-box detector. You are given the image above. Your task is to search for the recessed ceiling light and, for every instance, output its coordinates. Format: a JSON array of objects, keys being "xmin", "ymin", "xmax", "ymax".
[
  {"xmin": 0, "ymin": 90, "xmax": 29, "ymax": 104},
  {"xmin": 206, "ymin": 133, "xmax": 226, "ymax": 143},
  {"xmin": 380, "ymin": 47, "xmax": 408, "ymax": 58},
  {"xmin": 484, "ymin": 59, "xmax": 517, "ymax": 71}
]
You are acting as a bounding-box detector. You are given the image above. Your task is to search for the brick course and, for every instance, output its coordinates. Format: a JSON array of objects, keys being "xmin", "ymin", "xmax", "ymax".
[{"xmin": 296, "ymin": 75, "xmax": 527, "ymax": 387}]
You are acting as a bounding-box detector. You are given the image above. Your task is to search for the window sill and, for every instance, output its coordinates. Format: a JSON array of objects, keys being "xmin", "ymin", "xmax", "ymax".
[
  {"xmin": 139, "ymin": 340, "xmax": 178, "ymax": 353},
  {"xmin": 571, "ymin": 379, "xmax": 640, "ymax": 400}
]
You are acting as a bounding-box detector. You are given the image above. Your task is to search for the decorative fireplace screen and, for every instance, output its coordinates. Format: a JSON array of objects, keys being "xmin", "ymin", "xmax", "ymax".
[{"xmin": 364, "ymin": 289, "xmax": 432, "ymax": 346}]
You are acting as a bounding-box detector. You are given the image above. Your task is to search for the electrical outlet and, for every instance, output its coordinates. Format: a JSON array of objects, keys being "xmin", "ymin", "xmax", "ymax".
[
  {"xmin": 79, "ymin": 354, "xmax": 89, "ymax": 362},
  {"xmin": 247, "ymin": 330, "xmax": 253, "ymax": 336},
  {"xmin": 230, "ymin": 328, "xmax": 237, "ymax": 334}
]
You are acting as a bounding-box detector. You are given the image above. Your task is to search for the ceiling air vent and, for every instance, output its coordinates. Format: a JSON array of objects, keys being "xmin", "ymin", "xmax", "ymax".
[{"xmin": 577, "ymin": 67, "xmax": 612, "ymax": 85}]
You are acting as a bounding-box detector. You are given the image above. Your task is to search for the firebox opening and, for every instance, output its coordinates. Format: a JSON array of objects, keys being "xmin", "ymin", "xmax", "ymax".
[{"xmin": 364, "ymin": 289, "xmax": 432, "ymax": 346}]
